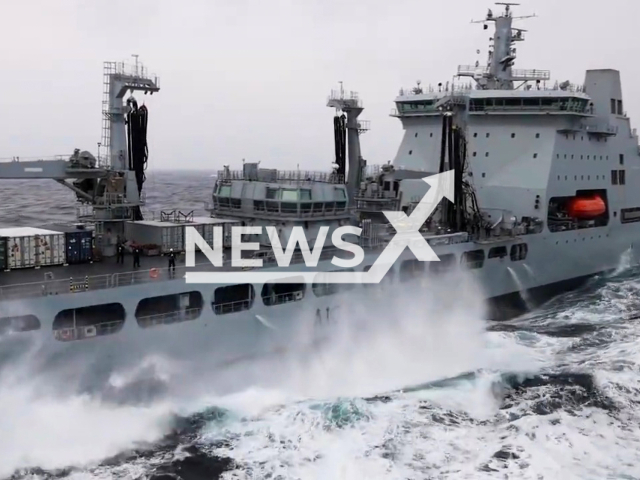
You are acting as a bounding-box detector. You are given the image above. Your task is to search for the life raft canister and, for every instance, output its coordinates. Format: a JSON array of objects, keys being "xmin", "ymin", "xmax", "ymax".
[{"xmin": 566, "ymin": 195, "xmax": 606, "ymax": 219}]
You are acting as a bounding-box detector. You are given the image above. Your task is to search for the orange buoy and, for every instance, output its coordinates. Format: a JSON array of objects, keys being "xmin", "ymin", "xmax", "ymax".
[
  {"xmin": 566, "ymin": 195, "xmax": 606, "ymax": 219},
  {"xmin": 149, "ymin": 268, "xmax": 159, "ymax": 278}
]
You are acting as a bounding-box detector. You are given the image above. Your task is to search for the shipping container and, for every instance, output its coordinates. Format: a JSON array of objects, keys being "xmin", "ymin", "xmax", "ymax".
[
  {"xmin": 191, "ymin": 217, "xmax": 241, "ymax": 248},
  {"xmin": 125, "ymin": 220, "xmax": 186, "ymax": 253},
  {"xmin": 0, "ymin": 227, "xmax": 66, "ymax": 269},
  {"xmin": 0, "ymin": 237, "xmax": 7, "ymax": 271},
  {"xmin": 43, "ymin": 224, "xmax": 94, "ymax": 264}
]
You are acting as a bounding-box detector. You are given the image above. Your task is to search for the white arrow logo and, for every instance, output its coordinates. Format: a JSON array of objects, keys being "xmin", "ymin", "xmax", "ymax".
[{"xmin": 186, "ymin": 170, "xmax": 455, "ymax": 284}]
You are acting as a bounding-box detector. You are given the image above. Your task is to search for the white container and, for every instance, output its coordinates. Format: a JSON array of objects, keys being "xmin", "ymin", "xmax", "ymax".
[
  {"xmin": 125, "ymin": 221, "xmax": 185, "ymax": 253},
  {"xmin": 191, "ymin": 217, "xmax": 240, "ymax": 248},
  {"xmin": 0, "ymin": 227, "xmax": 66, "ymax": 269}
]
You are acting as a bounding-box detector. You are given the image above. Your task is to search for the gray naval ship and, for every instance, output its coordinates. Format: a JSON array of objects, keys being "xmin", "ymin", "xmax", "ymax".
[{"xmin": 1, "ymin": 3, "xmax": 639, "ymax": 371}]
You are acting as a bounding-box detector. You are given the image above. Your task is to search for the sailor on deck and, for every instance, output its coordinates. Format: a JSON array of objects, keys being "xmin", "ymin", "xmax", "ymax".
[
  {"xmin": 117, "ymin": 243, "xmax": 125, "ymax": 264},
  {"xmin": 168, "ymin": 248, "xmax": 176, "ymax": 277},
  {"xmin": 133, "ymin": 246, "xmax": 141, "ymax": 268}
]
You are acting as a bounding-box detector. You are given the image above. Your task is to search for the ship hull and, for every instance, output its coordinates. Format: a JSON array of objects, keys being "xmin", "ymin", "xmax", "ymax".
[{"xmin": 1, "ymin": 224, "xmax": 637, "ymax": 392}]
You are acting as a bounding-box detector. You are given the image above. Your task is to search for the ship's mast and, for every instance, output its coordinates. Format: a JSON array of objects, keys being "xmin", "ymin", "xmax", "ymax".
[
  {"xmin": 0, "ymin": 58, "xmax": 161, "ymax": 256},
  {"xmin": 327, "ymin": 88, "xmax": 369, "ymax": 205},
  {"xmin": 102, "ymin": 60, "xmax": 159, "ymax": 171},
  {"xmin": 459, "ymin": 2, "xmax": 547, "ymax": 90}
]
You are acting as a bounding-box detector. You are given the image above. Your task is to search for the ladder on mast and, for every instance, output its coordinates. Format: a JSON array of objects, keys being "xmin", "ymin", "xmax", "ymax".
[{"xmin": 100, "ymin": 62, "xmax": 116, "ymax": 167}]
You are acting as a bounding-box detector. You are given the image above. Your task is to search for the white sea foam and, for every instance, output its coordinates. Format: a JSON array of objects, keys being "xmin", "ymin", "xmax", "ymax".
[{"xmin": 3, "ymin": 266, "xmax": 640, "ymax": 479}]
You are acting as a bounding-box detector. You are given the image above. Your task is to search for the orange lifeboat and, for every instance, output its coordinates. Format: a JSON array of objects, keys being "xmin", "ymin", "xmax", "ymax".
[{"xmin": 566, "ymin": 195, "xmax": 606, "ymax": 219}]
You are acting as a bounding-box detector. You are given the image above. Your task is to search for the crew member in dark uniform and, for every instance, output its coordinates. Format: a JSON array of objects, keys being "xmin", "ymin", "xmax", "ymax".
[
  {"xmin": 133, "ymin": 245, "xmax": 141, "ymax": 268},
  {"xmin": 116, "ymin": 243, "xmax": 125, "ymax": 264},
  {"xmin": 168, "ymin": 248, "xmax": 176, "ymax": 277}
]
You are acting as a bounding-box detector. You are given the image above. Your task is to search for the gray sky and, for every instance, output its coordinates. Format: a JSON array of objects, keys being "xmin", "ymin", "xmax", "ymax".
[{"xmin": 1, "ymin": 0, "xmax": 638, "ymax": 171}]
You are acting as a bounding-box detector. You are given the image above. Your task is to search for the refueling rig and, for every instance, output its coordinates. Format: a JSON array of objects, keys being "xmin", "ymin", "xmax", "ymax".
[{"xmin": 0, "ymin": 59, "xmax": 160, "ymax": 257}]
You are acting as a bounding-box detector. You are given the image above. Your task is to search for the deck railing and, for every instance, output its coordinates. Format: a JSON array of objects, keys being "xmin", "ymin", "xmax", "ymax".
[
  {"xmin": 0, "ymin": 231, "xmax": 475, "ymax": 302},
  {"xmin": 218, "ymin": 169, "xmax": 345, "ymax": 185},
  {"xmin": 0, "ymin": 244, "xmax": 364, "ymax": 301}
]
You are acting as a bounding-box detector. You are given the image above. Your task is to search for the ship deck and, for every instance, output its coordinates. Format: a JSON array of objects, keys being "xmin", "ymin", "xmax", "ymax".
[
  {"xmin": 0, "ymin": 230, "xmax": 487, "ymax": 302},
  {"xmin": 0, "ymin": 252, "xmax": 214, "ymax": 286},
  {"xmin": 0, "ymin": 251, "xmax": 234, "ymax": 301}
]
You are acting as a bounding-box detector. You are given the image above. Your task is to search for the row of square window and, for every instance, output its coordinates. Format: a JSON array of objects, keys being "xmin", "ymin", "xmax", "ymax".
[
  {"xmin": 555, "ymin": 234, "xmax": 609, "ymax": 245},
  {"xmin": 473, "ymin": 152, "xmax": 539, "ymax": 158},
  {"xmin": 556, "ymin": 170, "xmax": 626, "ymax": 185},
  {"xmin": 412, "ymin": 132, "xmax": 542, "ymax": 139},
  {"xmin": 557, "ymin": 153, "xmax": 623, "ymax": 164},
  {"xmin": 415, "ymin": 132, "xmax": 614, "ymax": 141},
  {"xmin": 472, "ymin": 133, "xmax": 542, "ymax": 139}
]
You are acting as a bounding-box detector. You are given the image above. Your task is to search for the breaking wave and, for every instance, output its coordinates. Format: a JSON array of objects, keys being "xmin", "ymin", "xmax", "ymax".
[{"xmin": 1, "ymin": 173, "xmax": 640, "ymax": 479}]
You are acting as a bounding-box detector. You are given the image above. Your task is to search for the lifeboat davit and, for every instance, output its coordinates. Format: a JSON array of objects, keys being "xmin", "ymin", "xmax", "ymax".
[{"xmin": 566, "ymin": 195, "xmax": 606, "ymax": 218}]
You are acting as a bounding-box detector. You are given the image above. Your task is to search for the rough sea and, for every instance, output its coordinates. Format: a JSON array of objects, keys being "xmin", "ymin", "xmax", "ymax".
[{"xmin": 1, "ymin": 170, "xmax": 640, "ymax": 480}]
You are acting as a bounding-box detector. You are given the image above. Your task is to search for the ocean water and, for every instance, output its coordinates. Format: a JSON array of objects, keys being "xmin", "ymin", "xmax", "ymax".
[{"xmin": 1, "ymin": 171, "xmax": 640, "ymax": 479}]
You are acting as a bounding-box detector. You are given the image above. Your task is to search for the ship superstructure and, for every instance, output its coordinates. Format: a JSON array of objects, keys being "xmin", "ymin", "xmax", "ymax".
[{"xmin": 1, "ymin": 4, "xmax": 639, "ymax": 376}]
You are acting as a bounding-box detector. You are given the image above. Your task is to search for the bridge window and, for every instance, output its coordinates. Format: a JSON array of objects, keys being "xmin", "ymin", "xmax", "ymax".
[
  {"xmin": 53, "ymin": 303, "xmax": 125, "ymax": 341},
  {"xmin": 533, "ymin": 153, "xmax": 538, "ymax": 159},
  {"xmin": 218, "ymin": 185, "xmax": 231, "ymax": 196},
  {"xmin": 488, "ymin": 246, "xmax": 508, "ymax": 259},
  {"xmin": 135, "ymin": 292, "xmax": 203, "ymax": 328},
  {"xmin": 611, "ymin": 99, "xmax": 616, "ymax": 114},
  {"xmin": 511, "ymin": 133, "xmax": 516, "ymax": 138},
  {"xmin": 619, "ymin": 170, "xmax": 626, "ymax": 185},
  {"xmin": 536, "ymin": 133, "xmax": 540, "ymax": 138},
  {"xmin": 262, "ymin": 277, "xmax": 306, "ymax": 306},
  {"xmin": 213, "ymin": 284, "xmax": 254, "ymax": 315},
  {"xmin": 0, "ymin": 315, "xmax": 40, "ymax": 334},
  {"xmin": 620, "ymin": 154, "xmax": 625, "ymax": 165},
  {"xmin": 409, "ymin": 150, "xmax": 413, "ymax": 155},
  {"xmin": 266, "ymin": 188, "xmax": 279, "ymax": 200},
  {"xmin": 281, "ymin": 189, "xmax": 299, "ymax": 201},
  {"xmin": 510, "ymin": 244, "xmax": 528, "ymax": 262},
  {"xmin": 617, "ymin": 100, "xmax": 623, "ymax": 115},
  {"xmin": 429, "ymin": 253, "xmax": 456, "ymax": 274},
  {"xmin": 461, "ymin": 250, "xmax": 485, "ymax": 269},
  {"xmin": 612, "ymin": 170, "xmax": 619, "ymax": 185}
]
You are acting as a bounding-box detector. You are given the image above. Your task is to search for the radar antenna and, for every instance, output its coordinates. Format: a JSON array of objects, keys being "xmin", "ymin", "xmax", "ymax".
[{"xmin": 462, "ymin": 3, "xmax": 546, "ymax": 90}]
